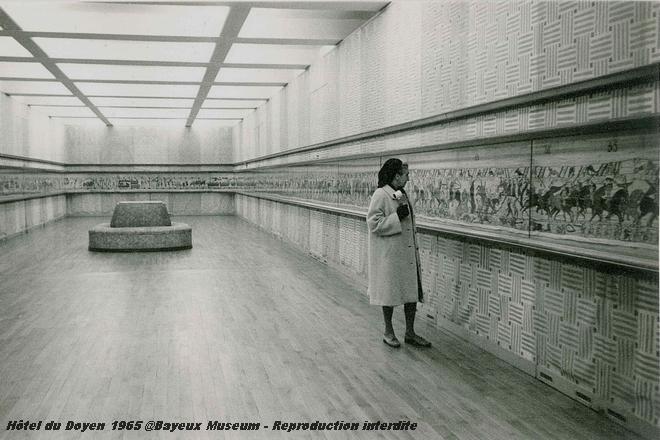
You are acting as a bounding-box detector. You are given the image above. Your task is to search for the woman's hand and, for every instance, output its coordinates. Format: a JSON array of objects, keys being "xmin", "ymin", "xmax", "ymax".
[{"xmin": 396, "ymin": 204, "xmax": 410, "ymax": 220}]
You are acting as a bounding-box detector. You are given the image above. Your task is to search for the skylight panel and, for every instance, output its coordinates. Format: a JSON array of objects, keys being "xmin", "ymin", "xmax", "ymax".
[
  {"xmin": 202, "ymin": 99, "xmax": 265, "ymax": 109},
  {"xmin": 239, "ymin": 8, "xmax": 364, "ymax": 40},
  {"xmin": 0, "ymin": 62, "xmax": 55, "ymax": 79},
  {"xmin": 99, "ymin": 108, "xmax": 191, "ymax": 118},
  {"xmin": 90, "ymin": 97, "xmax": 195, "ymax": 108},
  {"xmin": 58, "ymin": 64, "xmax": 206, "ymax": 82},
  {"xmin": 225, "ymin": 44, "xmax": 335, "ymax": 65},
  {"xmin": 0, "ymin": 37, "xmax": 33, "ymax": 57},
  {"xmin": 109, "ymin": 119, "xmax": 189, "ymax": 126},
  {"xmin": 75, "ymin": 83, "xmax": 199, "ymax": 98},
  {"xmin": 215, "ymin": 68, "xmax": 305, "ymax": 84},
  {"xmin": 1, "ymin": 3, "xmax": 230, "ymax": 37},
  {"xmin": 30, "ymin": 106, "xmax": 96, "ymax": 117},
  {"xmin": 33, "ymin": 39, "xmax": 216, "ymax": 63},
  {"xmin": 207, "ymin": 85, "xmax": 282, "ymax": 99},
  {"xmin": 13, "ymin": 96, "xmax": 84, "ymax": 106},
  {"xmin": 0, "ymin": 81, "xmax": 72, "ymax": 95},
  {"xmin": 196, "ymin": 109, "xmax": 254, "ymax": 119}
]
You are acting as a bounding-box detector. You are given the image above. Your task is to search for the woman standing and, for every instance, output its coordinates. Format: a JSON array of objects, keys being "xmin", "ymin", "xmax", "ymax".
[{"xmin": 366, "ymin": 158, "xmax": 431, "ymax": 348}]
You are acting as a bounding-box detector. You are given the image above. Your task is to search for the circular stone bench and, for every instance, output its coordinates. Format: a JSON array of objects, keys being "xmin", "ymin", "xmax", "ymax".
[
  {"xmin": 89, "ymin": 222, "xmax": 192, "ymax": 252},
  {"xmin": 88, "ymin": 201, "xmax": 192, "ymax": 252}
]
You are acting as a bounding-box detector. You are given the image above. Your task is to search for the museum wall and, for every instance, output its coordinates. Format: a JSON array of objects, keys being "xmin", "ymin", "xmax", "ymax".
[
  {"xmin": 232, "ymin": 1, "xmax": 660, "ymax": 438},
  {"xmin": 234, "ymin": 1, "xmax": 660, "ymax": 163},
  {"xmin": 0, "ymin": 195, "xmax": 67, "ymax": 241},
  {"xmin": 0, "ymin": 92, "xmax": 68, "ymax": 239},
  {"xmin": 1, "ymin": 91, "xmax": 237, "ymax": 220},
  {"xmin": 64, "ymin": 123, "xmax": 234, "ymax": 165},
  {"xmin": 0, "ymin": 91, "xmax": 67, "ymax": 163},
  {"xmin": 67, "ymin": 191, "xmax": 235, "ymax": 216}
]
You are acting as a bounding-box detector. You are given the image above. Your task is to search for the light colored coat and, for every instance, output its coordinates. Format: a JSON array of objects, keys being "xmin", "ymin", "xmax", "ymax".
[{"xmin": 366, "ymin": 185, "xmax": 423, "ymax": 306}]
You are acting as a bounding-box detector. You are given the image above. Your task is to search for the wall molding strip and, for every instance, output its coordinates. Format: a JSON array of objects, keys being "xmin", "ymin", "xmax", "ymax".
[
  {"xmin": 0, "ymin": 154, "xmax": 66, "ymax": 171},
  {"xmin": 65, "ymin": 165, "xmax": 234, "ymax": 173},
  {"xmin": 0, "ymin": 192, "xmax": 67, "ymax": 205}
]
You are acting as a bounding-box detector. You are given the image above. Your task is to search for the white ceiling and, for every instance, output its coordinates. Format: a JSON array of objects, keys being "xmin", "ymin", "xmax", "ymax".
[{"xmin": 0, "ymin": 1, "xmax": 388, "ymax": 127}]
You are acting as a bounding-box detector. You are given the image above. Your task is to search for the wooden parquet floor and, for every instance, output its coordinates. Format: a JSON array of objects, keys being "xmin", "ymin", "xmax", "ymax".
[{"xmin": 0, "ymin": 216, "xmax": 643, "ymax": 439}]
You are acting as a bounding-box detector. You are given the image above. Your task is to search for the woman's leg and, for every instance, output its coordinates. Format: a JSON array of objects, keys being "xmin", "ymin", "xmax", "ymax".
[
  {"xmin": 404, "ymin": 302, "xmax": 431, "ymax": 347},
  {"xmin": 382, "ymin": 306, "xmax": 395, "ymax": 337},
  {"xmin": 381, "ymin": 306, "xmax": 400, "ymax": 347},
  {"xmin": 403, "ymin": 302, "xmax": 416, "ymax": 338}
]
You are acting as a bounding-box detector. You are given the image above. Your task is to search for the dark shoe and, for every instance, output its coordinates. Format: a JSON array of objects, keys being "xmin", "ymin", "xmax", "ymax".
[
  {"xmin": 404, "ymin": 335, "xmax": 431, "ymax": 347},
  {"xmin": 383, "ymin": 335, "xmax": 401, "ymax": 348}
]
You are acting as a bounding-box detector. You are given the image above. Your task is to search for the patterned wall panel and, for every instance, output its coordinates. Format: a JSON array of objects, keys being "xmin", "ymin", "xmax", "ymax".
[
  {"xmin": 339, "ymin": 31, "xmax": 362, "ymax": 138},
  {"xmin": 310, "ymin": 83, "xmax": 326, "ymax": 146},
  {"xmin": 268, "ymin": 93, "xmax": 281, "ymax": 156},
  {"xmin": 254, "ymin": 108, "xmax": 263, "ymax": 159},
  {"xmin": 385, "ymin": 3, "xmax": 423, "ymax": 127},
  {"xmin": 309, "ymin": 57, "xmax": 330, "ymax": 147},
  {"xmin": 282, "ymin": 91, "xmax": 291, "ymax": 155},
  {"xmin": 325, "ymin": 48, "xmax": 341, "ymax": 144},
  {"xmin": 297, "ymin": 73, "xmax": 311, "ymax": 150},
  {"xmin": 287, "ymin": 74, "xmax": 301, "ymax": 151},
  {"xmin": 235, "ymin": 1, "xmax": 660, "ymax": 162},
  {"xmin": 361, "ymin": 13, "xmax": 387, "ymax": 133},
  {"xmin": 239, "ymin": 115, "xmax": 254, "ymax": 162},
  {"xmin": 430, "ymin": 234, "xmax": 660, "ymax": 427},
  {"xmin": 418, "ymin": 80, "xmax": 659, "ymax": 144}
]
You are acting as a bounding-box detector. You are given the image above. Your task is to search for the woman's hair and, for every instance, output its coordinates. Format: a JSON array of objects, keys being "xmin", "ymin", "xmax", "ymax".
[{"xmin": 377, "ymin": 158, "xmax": 406, "ymax": 188}]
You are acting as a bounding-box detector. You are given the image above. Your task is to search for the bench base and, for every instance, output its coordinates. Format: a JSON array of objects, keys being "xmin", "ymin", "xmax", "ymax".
[{"xmin": 88, "ymin": 222, "xmax": 192, "ymax": 252}]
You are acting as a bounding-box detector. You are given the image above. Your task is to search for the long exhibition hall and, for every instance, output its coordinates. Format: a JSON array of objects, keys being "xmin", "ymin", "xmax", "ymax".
[{"xmin": 0, "ymin": 1, "xmax": 658, "ymax": 439}]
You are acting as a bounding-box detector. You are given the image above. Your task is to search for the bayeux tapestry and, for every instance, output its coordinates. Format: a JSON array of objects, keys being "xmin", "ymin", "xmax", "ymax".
[{"xmin": 2, "ymin": 132, "xmax": 657, "ymax": 248}]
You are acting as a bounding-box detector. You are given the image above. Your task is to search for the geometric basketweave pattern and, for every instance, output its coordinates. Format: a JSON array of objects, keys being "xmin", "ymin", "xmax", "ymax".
[
  {"xmin": 418, "ymin": 235, "xmax": 660, "ymax": 427},
  {"xmin": 236, "ymin": 193, "xmax": 660, "ymax": 429},
  {"xmin": 237, "ymin": 1, "xmax": 660, "ymax": 161}
]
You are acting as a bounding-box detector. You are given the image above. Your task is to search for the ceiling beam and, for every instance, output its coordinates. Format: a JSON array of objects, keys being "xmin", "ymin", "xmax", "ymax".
[
  {"xmin": 202, "ymin": 98, "xmax": 266, "ymax": 102},
  {"xmin": 186, "ymin": 5, "xmax": 252, "ymax": 127},
  {"xmin": 108, "ymin": 117, "xmax": 242, "ymax": 120},
  {"xmin": 0, "ymin": 57, "xmax": 309, "ymax": 70},
  {"xmin": 233, "ymin": 37, "xmax": 338, "ymax": 45},
  {"xmin": 0, "ymin": 8, "xmax": 112, "ymax": 125},
  {"xmin": 4, "ymin": 92, "xmax": 268, "ymax": 103},
  {"xmin": 0, "ymin": 31, "xmax": 338, "ymax": 45},
  {"xmin": 221, "ymin": 63, "xmax": 308, "ymax": 70},
  {"xmin": 91, "ymin": 106, "xmax": 257, "ymax": 110},
  {"xmin": 96, "ymin": 2, "xmax": 388, "ymax": 12},
  {"xmin": 12, "ymin": 79, "xmax": 286, "ymax": 87}
]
